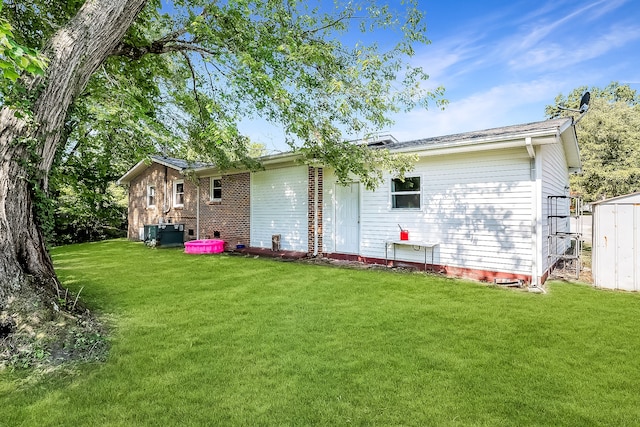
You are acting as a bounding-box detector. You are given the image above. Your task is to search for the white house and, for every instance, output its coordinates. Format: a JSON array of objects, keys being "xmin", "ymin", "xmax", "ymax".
[{"xmin": 120, "ymin": 117, "xmax": 580, "ymax": 286}]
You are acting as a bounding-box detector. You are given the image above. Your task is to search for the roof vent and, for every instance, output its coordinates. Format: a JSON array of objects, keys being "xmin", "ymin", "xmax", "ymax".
[{"xmin": 364, "ymin": 134, "xmax": 398, "ymax": 147}]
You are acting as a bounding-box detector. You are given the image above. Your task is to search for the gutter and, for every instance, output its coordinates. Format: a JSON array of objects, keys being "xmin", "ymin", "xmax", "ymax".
[{"xmin": 391, "ymin": 128, "xmax": 563, "ymax": 156}]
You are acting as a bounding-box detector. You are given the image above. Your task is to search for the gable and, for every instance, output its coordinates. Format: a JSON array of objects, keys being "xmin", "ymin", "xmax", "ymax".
[{"xmin": 117, "ymin": 155, "xmax": 211, "ymax": 185}]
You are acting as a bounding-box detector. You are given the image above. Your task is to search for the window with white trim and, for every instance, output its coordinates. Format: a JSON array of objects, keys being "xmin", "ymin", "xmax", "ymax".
[
  {"xmin": 391, "ymin": 177, "xmax": 421, "ymax": 209},
  {"xmin": 174, "ymin": 180, "xmax": 184, "ymax": 207},
  {"xmin": 210, "ymin": 177, "xmax": 222, "ymax": 201},
  {"xmin": 147, "ymin": 185, "xmax": 156, "ymax": 208}
]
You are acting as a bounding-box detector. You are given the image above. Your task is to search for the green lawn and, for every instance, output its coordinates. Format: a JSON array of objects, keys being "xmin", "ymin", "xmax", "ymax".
[{"xmin": 2, "ymin": 239, "xmax": 639, "ymax": 426}]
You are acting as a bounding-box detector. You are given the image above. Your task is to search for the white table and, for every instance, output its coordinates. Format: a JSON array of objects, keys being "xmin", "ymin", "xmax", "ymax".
[{"xmin": 385, "ymin": 240, "xmax": 439, "ymax": 271}]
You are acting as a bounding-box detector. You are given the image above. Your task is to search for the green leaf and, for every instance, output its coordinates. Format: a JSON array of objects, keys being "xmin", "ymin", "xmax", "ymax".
[
  {"xmin": 2, "ymin": 67, "xmax": 19, "ymax": 81},
  {"xmin": 25, "ymin": 63, "xmax": 42, "ymax": 75},
  {"xmin": 12, "ymin": 46, "xmax": 24, "ymax": 57},
  {"xmin": 0, "ymin": 58, "xmax": 13, "ymax": 69}
]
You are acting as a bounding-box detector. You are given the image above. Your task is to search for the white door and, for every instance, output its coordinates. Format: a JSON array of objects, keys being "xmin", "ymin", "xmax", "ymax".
[{"xmin": 335, "ymin": 182, "xmax": 359, "ymax": 254}]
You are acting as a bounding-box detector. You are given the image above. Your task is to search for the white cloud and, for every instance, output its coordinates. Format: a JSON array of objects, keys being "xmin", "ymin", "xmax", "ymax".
[
  {"xmin": 512, "ymin": 0, "xmax": 628, "ymax": 50},
  {"xmin": 388, "ymin": 80, "xmax": 569, "ymax": 141},
  {"xmin": 240, "ymin": 0, "xmax": 639, "ymax": 150},
  {"xmin": 507, "ymin": 24, "xmax": 640, "ymax": 71},
  {"xmin": 411, "ymin": 35, "xmax": 489, "ymax": 87}
]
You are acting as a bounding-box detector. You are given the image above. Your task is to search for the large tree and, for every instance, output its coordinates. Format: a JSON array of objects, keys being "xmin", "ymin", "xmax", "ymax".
[
  {"xmin": 0, "ymin": 0, "xmax": 443, "ymax": 361},
  {"xmin": 546, "ymin": 82, "xmax": 640, "ymax": 202}
]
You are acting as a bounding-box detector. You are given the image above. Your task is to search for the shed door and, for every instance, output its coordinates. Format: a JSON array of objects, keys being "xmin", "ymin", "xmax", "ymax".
[
  {"xmin": 616, "ymin": 205, "xmax": 637, "ymax": 291},
  {"xmin": 335, "ymin": 182, "xmax": 359, "ymax": 254}
]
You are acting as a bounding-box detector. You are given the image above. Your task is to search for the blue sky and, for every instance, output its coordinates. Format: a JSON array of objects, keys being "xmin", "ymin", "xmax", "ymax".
[{"xmin": 246, "ymin": 0, "xmax": 640, "ymax": 153}]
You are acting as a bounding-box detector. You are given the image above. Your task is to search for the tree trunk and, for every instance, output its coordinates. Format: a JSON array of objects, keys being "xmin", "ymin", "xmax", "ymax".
[{"xmin": 0, "ymin": 0, "xmax": 147, "ymax": 310}]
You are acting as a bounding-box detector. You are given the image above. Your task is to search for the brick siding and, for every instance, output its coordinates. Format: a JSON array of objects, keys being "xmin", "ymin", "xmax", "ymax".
[
  {"xmin": 317, "ymin": 167, "xmax": 323, "ymax": 255},
  {"xmin": 198, "ymin": 172, "xmax": 250, "ymax": 250},
  {"xmin": 307, "ymin": 166, "xmax": 316, "ymax": 255},
  {"xmin": 127, "ymin": 164, "xmax": 197, "ymax": 239},
  {"xmin": 306, "ymin": 166, "xmax": 323, "ymax": 256},
  {"xmin": 127, "ymin": 165, "xmax": 250, "ymax": 250}
]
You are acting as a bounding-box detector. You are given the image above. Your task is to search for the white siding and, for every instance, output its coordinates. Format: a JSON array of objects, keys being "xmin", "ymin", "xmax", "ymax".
[
  {"xmin": 322, "ymin": 177, "xmax": 336, "ymax": 254},
  {"xmin": 250, "ymin": 166, "xmax": 308, "ymax": 251},
  {"xmin": 325, "ymin": 148, "xmax": 534, "ymax": 275},
  {"xmin": 540, "ymin": 143, "xmax": 571, "ymax": 274}
]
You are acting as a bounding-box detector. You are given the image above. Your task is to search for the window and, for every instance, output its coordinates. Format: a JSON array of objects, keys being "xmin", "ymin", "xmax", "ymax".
[
  {"xmin": 147, "ymin": 185, "xmax": 156, "ymax": 208},
  {"xmin": 210, "ymin": 177, "xmax": 222, "ymax": 201},
  {"xmin": 174, "ymin": 180, "xmax": 184, "ymax": 207},
  {"xmin": 391, "ymin": 177, "xmax": 421, "ymax": 209}
]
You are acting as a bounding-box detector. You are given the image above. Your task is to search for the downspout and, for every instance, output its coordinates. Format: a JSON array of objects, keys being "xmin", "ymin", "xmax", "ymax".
[
  {"xmin": 527, "ymin": 137, "xmax": 538, "ymax": 286},
  {"xmin": 162, "ymin": 165, "xmax": 171, "ymax": 220},
  {"xmin": 526, "ymin": 137, "xmax": 543, "ymax": 289}
]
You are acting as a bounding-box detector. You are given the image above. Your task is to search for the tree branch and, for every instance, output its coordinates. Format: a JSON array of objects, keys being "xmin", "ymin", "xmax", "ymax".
[
  {"xmin": 181, "ymin": 51, "xmax": 207, "ymax": 122},
  {"xmin": 302, "ymin": 13, "xmax": 354, "ymax": 37},
  {"xmin": 111, "ymin": 39, "xmax": 175, "ymax": 59},
  {"xmin": 110, "ymin": 39, "xmax": 220, "ymax": 60}
]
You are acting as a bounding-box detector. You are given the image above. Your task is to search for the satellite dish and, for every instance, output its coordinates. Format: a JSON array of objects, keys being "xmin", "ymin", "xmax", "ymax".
[
  {"xmin": 579, "ymin": 91, "xmax": 590, "ymax": 113},
  {"xmin": 558, "ymin": 91, "xmax": 591, "ymax": 123}
]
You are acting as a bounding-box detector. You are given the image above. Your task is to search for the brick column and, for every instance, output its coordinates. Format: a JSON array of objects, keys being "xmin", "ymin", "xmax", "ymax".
[
  {"xmin": 317, "ymin": 167, "xmax": 323, "ymax": 255},
  {"xmin": 307, "ymin": 166, "xmax": 316, "ymax": 255}
]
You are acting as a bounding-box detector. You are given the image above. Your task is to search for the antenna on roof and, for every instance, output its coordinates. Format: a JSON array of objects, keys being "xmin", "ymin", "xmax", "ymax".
[{"xmin": 558, "ymin": 91, "xmax": 590, "ymax": 124}]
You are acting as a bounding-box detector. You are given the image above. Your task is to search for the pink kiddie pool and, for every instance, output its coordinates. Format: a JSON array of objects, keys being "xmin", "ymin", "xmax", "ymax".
[{"xmin": 184, "ymin": 239, "xmax": 225, "ymax": 254}]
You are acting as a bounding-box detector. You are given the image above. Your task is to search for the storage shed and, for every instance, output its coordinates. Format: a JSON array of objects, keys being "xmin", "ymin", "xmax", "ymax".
[{"xmin": 592, "ymin": 192, "xmax": 640, "ymax": 291}]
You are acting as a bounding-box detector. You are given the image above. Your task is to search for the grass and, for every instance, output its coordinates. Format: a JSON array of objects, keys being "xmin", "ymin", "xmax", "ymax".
[{"xmin": 1, "ymin": 239, "xmax": 640, "ymax": 426}]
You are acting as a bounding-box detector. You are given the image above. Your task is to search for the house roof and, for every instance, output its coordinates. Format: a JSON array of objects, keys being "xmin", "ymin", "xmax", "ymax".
[
  {"xmin": 390, "ymin": 118, "xmax": 572, "ymax": 151},
  {"xmin": 118, "ymin": 117, "xmax": 580, "ymax": 183},
  {"xmin": 116, "ymin": 155, "xmax": 213, "ymax": 185},
  {"xmin": 151, "ymin": 155, "xmax": 211, "ymax": 170},
  {"xmin": 385, "ymin": 117, "xmax": 580, "ymax": 171}
]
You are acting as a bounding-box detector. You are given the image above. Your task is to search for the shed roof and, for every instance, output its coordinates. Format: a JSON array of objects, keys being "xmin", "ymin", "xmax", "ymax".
[{"xmin": 591, "ymin": 192, "xmax": 640, "ymax": 205}]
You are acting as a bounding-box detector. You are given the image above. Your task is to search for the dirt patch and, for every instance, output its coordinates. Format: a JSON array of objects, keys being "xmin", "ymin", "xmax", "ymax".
[
  {"xmin": 299, "ymin": 256, "xmax": 420, "ymax": 272},
  {"xmin": 548, "ymin": 243, "xmax": 593, "ymax": 285},
  {"xmin": 0, "ymin": 288, "xmax": 108, "ymax": 372}
]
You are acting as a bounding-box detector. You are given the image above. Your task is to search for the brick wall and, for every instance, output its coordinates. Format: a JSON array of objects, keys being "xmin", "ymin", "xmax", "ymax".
[
  {"xmin": 317, "ymin": 167, "xmax": 323, "ymax": 254},
  {"xmin": 306, "ymin": 166, "xmax": 323, "ymax": 256},
  {"xmin": 198, "ymin": 172, "xmax": 250, "ymax": 250},
  {"xmin": 307, "ymin": 166, "xmax": 315, "ymax": 255},
  {"xmin": 126, "ymin": 164, "xmax": 197, "ymax": 240},
  {"xmin": 127, "ymin": 164, "xmax": 250, "ymax": 248}
]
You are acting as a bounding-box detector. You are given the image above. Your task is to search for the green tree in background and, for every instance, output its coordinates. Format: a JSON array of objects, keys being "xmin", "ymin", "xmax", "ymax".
[
  {"xmin": 546, "ymin": 82, "xmax": 640, "ymax": 202},
  {"xmin": 3, "ymin": 0, "xmax": 445, "ymax": 246},
  {"xmin": 0, "ymin": 0, "xmax": 444, "ymax": 365},
  {"xmin": 4, "ymin": 1, "xmax": 188, "ymax": 245},
  {"xmin": 0, "ymin": 3, "xmax": 48, "ymax": 107}
]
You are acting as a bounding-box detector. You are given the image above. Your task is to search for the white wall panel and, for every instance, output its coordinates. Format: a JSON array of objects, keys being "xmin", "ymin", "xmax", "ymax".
[
  {"xmin": 325, "ymin": 148, "xmax": 534, "ymax": 275},
  {"xmin": 250, "ymin": 166, "xmax": 308, "ymax": 251},
  {"xmin": 540, "ymin": 143, "xmax": 572, "ymax": 270},
  {"xmin": 593, "ymin": 199, "xmax": 640, "ymax": 291}
]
